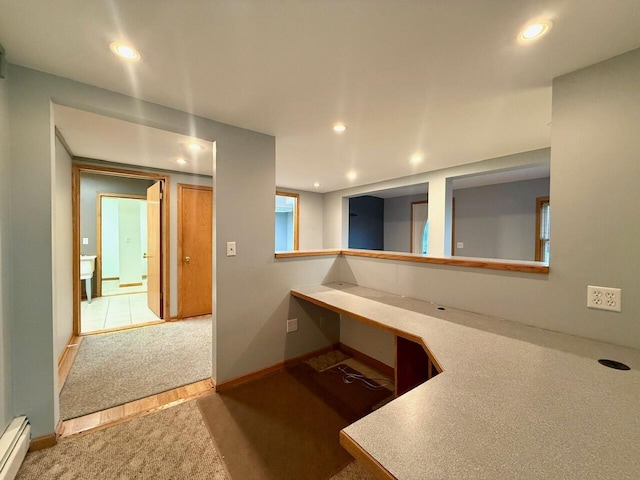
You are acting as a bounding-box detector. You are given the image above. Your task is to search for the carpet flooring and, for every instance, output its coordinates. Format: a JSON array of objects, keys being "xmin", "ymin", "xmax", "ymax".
[
  {"xmin": 16, "ymin": 401, "xmax": 229, "ymax": 480},
  {"xmin": 60, "ymin": 317, "xmax": 212, "ymax": 420},
  {"xmin": 16, "ymin": 399, "xmax": 375, "ymax": 480},
  {"xmin": 198, "ymin": 362, "xmax": 393, "ymax": 480}
]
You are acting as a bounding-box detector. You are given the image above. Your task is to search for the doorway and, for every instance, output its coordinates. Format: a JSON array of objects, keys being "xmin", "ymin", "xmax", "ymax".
[
  {"xmin": 410, "ymin": 201, "xmax": 428, "ymax": 254},
  {"xmin": 178, "ymin": 184, "xmax": 213, "ymax": 318},
  {"xmin": 72, "ymin": 164, "xmax": 170, "ymax": 336}
]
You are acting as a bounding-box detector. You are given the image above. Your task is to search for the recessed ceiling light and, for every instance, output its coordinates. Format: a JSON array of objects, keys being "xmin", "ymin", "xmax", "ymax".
[
  {"xmin": 519, "ymin": 21, "xmax": 552, "ymax": 41},
  {"xmin": 109, "ymin": 41, "xmax": 141, "ymax": 61},
  {"xmin": 176, "ymin": 158, "xmax": 187, "ymax": 165},
  {"xmin": 313, "ymin": 182, "xmax": 321, "ymax": 188},
  {"xmin": 332, "ymin": 123, "xmax": 347, "ymax": 133},
  {"xmin": 411, "ymin": 155, "xmax": 423, "ymax": 164},
  {"xmin": 187, "ymin": 142, "xmax": 204, "ymax": 151},
  {"xmin": 347, "ymin": 171, "xmax": 357, "ymax": 180}
]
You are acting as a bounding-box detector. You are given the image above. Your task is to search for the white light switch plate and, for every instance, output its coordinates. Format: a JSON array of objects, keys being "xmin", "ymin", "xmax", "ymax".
[
  {"xmin": 456, "ymin": 242, "xmax": 464, "ymax": 248},
  {"xmin": 226, "ymin": 241, "xmax": 236, "ymax": 256},
  {"xmin": 82, "ymin": 238, "xmax": 89, "ymax": 245}
]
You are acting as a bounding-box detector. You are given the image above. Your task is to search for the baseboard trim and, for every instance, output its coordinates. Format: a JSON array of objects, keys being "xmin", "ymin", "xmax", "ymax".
[
  {"xmin": 338, "ymin": 342, "xmax": 395, "ymax": 378},
  {"xmin": 57, "ymin": 332, "xmax": 76, "ymax": 366},
  {"xmin": 29, "ymin": 433, "xmax": 57, "ymax": 451},
  {"xmin": 216, "ymin": 343, "xmax": 340, "ymax": 392},
  {"xmin": 58, "ymin": 335, "xmax": 83, "ymax": 392}
]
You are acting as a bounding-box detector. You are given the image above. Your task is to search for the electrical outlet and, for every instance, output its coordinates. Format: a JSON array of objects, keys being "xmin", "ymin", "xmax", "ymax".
[
  {"xmin": 587, "ymin": 286, "xmax": 621, "ymax": 312},
  {"xmin": 286, "ymin": 318, "xmax": 298, "ymax": 333}
]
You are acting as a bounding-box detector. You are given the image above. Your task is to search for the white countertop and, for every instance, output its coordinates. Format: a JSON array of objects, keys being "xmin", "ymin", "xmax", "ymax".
[{"xmin": 291, "ymin": 282, "xmax": 640, "ymax": 479}]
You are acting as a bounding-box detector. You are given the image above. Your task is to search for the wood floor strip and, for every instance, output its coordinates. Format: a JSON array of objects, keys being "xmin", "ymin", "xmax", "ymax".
[
  {"xmin": 58, "ymin": 378, "xmax": 214, "ymax": 439},
  {"xmin": 58, "ymin": 336, "xmax": 83, "ymax": 392}
]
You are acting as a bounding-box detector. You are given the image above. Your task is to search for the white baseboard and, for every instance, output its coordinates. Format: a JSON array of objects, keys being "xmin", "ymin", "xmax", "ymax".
[{"xmin": 0, "ymin": 417, "xmax": 30, "ymax": 480}]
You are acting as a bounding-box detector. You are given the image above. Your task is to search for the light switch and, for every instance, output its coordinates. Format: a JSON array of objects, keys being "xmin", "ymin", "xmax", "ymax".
[
  {"xmin": 82, "ymin": 238, "xmax": 89, "ymax": 245},
  {"xmin": 227, "ymin": 241, "xmax": 236, "ymax": 256},
  {"xmin": 457, "ymin": 242, "xmax": 464, "ymax": 249}
]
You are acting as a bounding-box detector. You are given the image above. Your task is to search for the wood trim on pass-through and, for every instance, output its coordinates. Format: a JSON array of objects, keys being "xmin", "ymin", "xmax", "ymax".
[{"xmin": 276, "ymin": 249, "xmax": 549, "ymax": 274}]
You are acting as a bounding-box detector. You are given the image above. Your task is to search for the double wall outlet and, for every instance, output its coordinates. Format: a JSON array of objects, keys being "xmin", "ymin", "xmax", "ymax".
[
  {"xmin": 286, "ymin": 318, "xmax": 298, "ymax": 333},
  {"xmin": 587, "ymin": 286, "xmax": 621, "ymax": 312}
]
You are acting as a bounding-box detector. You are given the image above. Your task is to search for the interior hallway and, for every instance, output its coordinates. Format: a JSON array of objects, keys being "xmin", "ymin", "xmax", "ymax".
[{"xmin": 81, "ymin": 291, "xmax": 160, "ymax": 333}]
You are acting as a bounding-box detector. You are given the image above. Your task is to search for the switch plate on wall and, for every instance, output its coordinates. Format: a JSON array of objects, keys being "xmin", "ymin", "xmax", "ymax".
[
  {"xmin": 82, "ymin": 237, "xmax": 89, "ymax": 245},
  {"xmin": 226, "ymin": 241, "xmax": 236, "ymax": 256},
  {"xmin": 286, "ymin": 318, "xmax": 298, "ymax": 333},
  {"xmin": 456, "ymin": 242, "xmax": 464, "ymax": 249},
  {"xmin": 587, "ymin": 285, "xmax": 621, "ymax": 312}
]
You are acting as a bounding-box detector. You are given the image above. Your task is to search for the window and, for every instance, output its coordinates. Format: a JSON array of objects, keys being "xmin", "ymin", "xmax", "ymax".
[
  {"xmin": 275, "ymin": 191, "xmax": 299, "ymax": 251},
  {"xmin": 535, "ymin": 197, "xmax": 550, "ymax": 262}
]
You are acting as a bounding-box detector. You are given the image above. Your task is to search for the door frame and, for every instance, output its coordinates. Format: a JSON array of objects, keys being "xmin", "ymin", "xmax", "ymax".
[
  {"xmin": 72, "ymin": 163, "xmax": 170, "ymax": 336},
  {"xmin": 96, "ymin": 192, "xmax": 146, "ymax": 298},
  {"xmin": 177, "ymin": 183, "xmax": 213, "ymax": 319},
  {"xmin": 409, "ymin": 200, "xmax": 427, "ymax": 253}
]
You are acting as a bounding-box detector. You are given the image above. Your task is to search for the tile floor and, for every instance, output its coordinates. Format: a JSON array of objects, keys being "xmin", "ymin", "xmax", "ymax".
[
  {"xmin": 101, "ymin": 279, "xmax": 148, "ymax": 296},
  {"xmin": 81, "ymin": 292, "xmax": 161, "ymax": 333}
]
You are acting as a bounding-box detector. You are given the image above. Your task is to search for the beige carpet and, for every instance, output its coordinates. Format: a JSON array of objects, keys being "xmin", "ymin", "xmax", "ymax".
[
  {"xmin": 60, "ymin": 317, "xmax": 212, "ymax": 420},
  {"xmin": 16, "ymin": 401, "xmax": 229, "ymax": 479},
  {"xmin": 16, "ymin": 399, "xmax": 374, "ymax": 480}
]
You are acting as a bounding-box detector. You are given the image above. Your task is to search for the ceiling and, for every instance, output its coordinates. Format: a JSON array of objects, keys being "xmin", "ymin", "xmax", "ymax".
[
  {"xmin": 2, "ymin": 1, "xmax": 640, "ymax": 192},
  {"xmin": 54, "ymin": 105, "xmax": 214, "ymax": 176}
]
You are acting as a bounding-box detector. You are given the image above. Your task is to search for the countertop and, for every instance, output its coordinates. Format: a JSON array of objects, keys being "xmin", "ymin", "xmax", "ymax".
[{"xmin": 291, "ymin": 282, "xmax": 640, "ymax": 479}]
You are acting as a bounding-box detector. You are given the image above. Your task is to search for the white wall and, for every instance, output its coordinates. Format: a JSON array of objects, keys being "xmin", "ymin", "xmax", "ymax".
[
  {"xmin": 52, "ymin": 135, "xmax": 73, "ymax": 366},
  {"xmin": 101, "ymin": 197, "xmax": 120, "ymax": 278},
  {"xmin": 276, "ymin": 187, "xmax": 324, "ymax": 250},
  {"xmin": 383, "ymin": 193, "xmax": 428, "ymax": 253},
  {"xmin": 117, "ymin": 199, "xmax": 143, "ymax": 285},
  {"xmin": 0, "ymin": 62, "xmax": 12, "ymax": 432},
  {"xmin": 453, "ymin": 177, "xmax": 550, "ymax": 260}
]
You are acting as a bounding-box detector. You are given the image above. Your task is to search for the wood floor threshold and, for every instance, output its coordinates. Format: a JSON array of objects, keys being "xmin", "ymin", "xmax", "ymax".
[
  {"xmin": 57, "ymin": 378, "xmax": 215, "ymax": 439},
  {"xmin": 79, "ymin": 319, "xmax": 165, "ymax": 336}
]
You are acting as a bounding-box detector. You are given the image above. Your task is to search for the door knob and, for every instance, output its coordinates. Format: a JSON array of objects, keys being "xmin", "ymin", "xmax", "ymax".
[{"xmin": 185, "ymin": 256, "xmax": 191, "ymax": 264}]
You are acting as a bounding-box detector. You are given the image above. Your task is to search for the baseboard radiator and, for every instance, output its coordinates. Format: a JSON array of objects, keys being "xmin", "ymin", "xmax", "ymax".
[{"xmin": 0, "ymin": 417, "xmax": 30, "ymax": 480}]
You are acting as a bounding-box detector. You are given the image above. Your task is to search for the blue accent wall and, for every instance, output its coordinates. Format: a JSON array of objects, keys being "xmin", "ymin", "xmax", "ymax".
[{"xmin": 348, "ymin": 196, "xmax": 384, "ymax": 250}]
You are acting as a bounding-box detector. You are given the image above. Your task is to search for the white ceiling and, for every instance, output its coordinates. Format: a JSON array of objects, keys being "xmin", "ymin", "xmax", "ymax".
[
  {"xmin": 54, "ymin": 105, "xmax": 214, "ymax": 176},
  {"xmin": 2, "ymin": 1, "xmax": 640, "ymax": 192}
]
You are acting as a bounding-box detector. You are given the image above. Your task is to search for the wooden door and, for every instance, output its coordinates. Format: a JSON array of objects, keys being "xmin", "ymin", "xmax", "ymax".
[
  {"xmin": 146, "ymin": 182, "xmax": 162, "ymax": 317},
  {"xmin": 178, "ymin": 184, "xmax": 212, "ymax": 318}
]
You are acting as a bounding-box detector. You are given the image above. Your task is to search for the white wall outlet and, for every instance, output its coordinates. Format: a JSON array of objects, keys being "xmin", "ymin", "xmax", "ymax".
[
  {"xmin": 286, "ymin": 318, "xmax": 298, "ymax": 333},
  {"xmin": 456, "ymin": 242, "xmax": 464, "ymax": 249},
  {"xmin": 587, "ymin": 285, "xmax": 621, "ymax": 312},
  {"xmin": 82, "ymin": 237, "xmax": 89, "ymax": 245},
  {"xmin": 226, "ymin": 241, "xmax": 236, "ymax": 256}
]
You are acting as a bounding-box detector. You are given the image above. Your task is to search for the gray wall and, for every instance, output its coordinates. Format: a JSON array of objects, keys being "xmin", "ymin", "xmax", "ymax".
[
  {"xmin": 53, "ymin": 136, "xmax": 73, "ymax": 368},
  {"xmin": 336, "ymin": 48, "xmax": 640, "ymax": 365},
  {"xmin": 0, "ymin": 61, "xmax": 12, "ymax": 432},
  {"xmin": 79, "ymin": 173, "xmax": 154, "ymax": 296},
  {"xmin": 276, "ymin": 187, "xmax": 324, "ymax": 250},
  {"xmin": 453, "ymin": 177, "xmax": 550, "ymax": 260},
  {"xmin": 6, "ymin": 63, "xmax": 339, "ymax": 437},
  {"xmin": 383, "ymin": 194, "xmax": 428, "ymax": 253}
]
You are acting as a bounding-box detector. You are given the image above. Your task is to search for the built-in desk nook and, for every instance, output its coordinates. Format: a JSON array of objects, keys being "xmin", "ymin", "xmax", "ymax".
[{"xmin": 290, "ymin": 282, "xmax": 640, "ymax": 480}]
